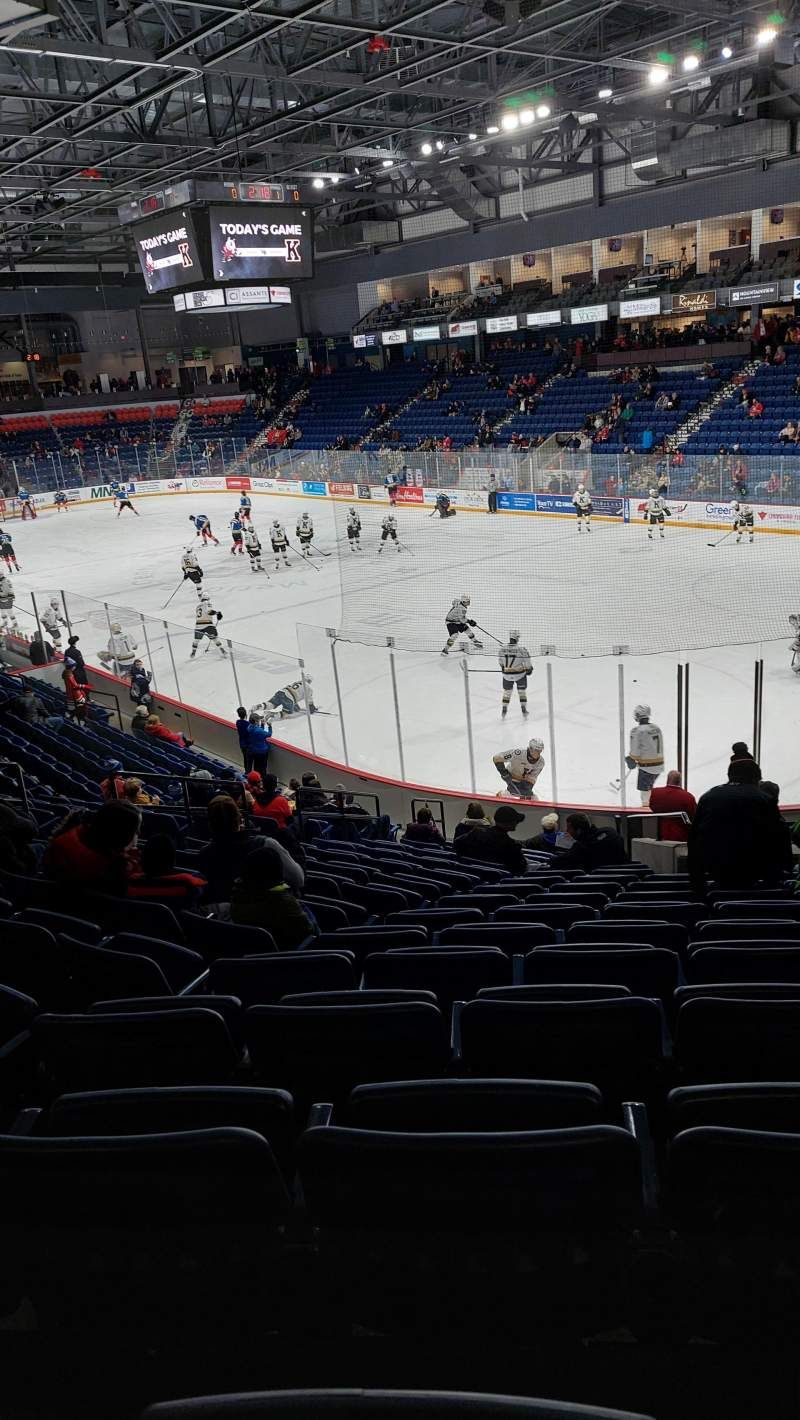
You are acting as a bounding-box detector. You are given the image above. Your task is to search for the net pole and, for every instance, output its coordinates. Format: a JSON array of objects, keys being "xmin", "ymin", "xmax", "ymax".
[
  {"xmin": 60, "ymin": 590, "xmax": 73, "ymax": 640},
  {"xmin": 617, "ymin": 661, "xmax": 628, "ymax": 809},
  {"xmin": 299, "ymin": 659, "xmax": 317, "ymax": 756},
  {"xmin": 545, "ymin": 661, "xmax": 559, "ymax": 805},
  {"xmin": 327, "ymin": 630, "xmax": 349, "ymax": 764},
  {"xmin": 139, "ymin": 614, "xmax": 157, "ymax": 693},
  {"xmin": 164, "ymin": 624, "xmax": 184, "ymax": 708},
  {"xmin": 227, "ymin": 641, "xmax": 243, "ymax": 708},
  {"xmin": 462, "ymin": 659, "xmax": 477, "ymax": 794},
  {"xmin": 386, "ymin": 637, "xmax": 406, "ymax": 782}
]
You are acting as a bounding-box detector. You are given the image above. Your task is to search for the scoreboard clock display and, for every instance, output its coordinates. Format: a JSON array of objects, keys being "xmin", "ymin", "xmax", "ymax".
[{"xmin": 225, "ymin": 182, "xmax": 302, "ymax": 204}]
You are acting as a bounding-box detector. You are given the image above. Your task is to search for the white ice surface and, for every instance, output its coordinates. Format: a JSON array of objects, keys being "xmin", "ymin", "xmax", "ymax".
[{"xmin": 9, "ymin": 492, "xmax": 800, "ymax": 806}]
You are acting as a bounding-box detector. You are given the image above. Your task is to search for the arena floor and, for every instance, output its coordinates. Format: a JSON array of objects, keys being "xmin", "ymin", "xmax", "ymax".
[{"xmin": 10, "ymin": 491, "xmax": 800, "ymax": 806}]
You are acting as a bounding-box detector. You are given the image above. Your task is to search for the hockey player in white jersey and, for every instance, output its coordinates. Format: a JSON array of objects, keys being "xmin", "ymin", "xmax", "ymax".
[
  {"xmin": 296, "ymin": 512, "xmax": 314, "ymax": 556},
  {"xmin": 626, "ymin": 703, "xmax": 664, "ymax": 804},
  {"xmin": 441, "ymin": 594, "xmax": 483, "ymax": 654},
  {"xmin": 346, "ymin": 508, "xmax": 362, "ymax": 551},
  {"xmin": 0, "ymin": 572, "xmax": 19, "ymax": 633},
  {"xmin": 181, "ymin": 548, "xmax": 204, "ymax": 594},
  {"xmin": 190, "ymin": 594, "xmax": 226, "ymax": 658},
  {"xmin": 243, "ymin": 525, "xmax": 263, "ymax": 572},
  {"xmin": 493, "ymin": 737, "xmax": 545, "ymax": 799},
  {"xmin": 270, "ymin": 520, "xmax": 290, "ymax": 569},
  {"xmin": 572, "ymin": 484, "xmax": 593, "ymax": 533},
  {"xmin": 731, "ymin": 501, "xmax": 755, "ymax": 544},
  {"xmin": 499, "ymin": 630, "xmax": 533, "ymax": 717},
  {"xmin": 98, "ymin": 621, "xmax": 138, "ymax": 674},
  {"xmin": 790, "ymin": 615, "xmax": 800, "ymax": 675},
  {"xmin": 251, "ymin": 676, "xmax": 316, "ymax": 720},
  {"xmin": 41, "ymin": 596, "xmax": 67, "ymax": 646},
  {"xmin": 378, "ymin": 513, "xmax": 400, "ymax": 553},
  {"xmin": 644, "ymin": 490, "xmax": 670, "ymax": 540}
]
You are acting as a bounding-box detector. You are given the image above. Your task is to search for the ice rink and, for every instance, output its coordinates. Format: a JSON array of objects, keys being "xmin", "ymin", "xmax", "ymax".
[{"xmin": 9, "ymin": 489, "xmax": 800, "ymax": 806}]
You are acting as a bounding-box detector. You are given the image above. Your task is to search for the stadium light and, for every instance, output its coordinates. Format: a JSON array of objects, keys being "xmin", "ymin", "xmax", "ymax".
[
  {"xmin": 381, "ymin": 158, "xmax": 394, "ymax": 167},
  {"xmin": 536, "ymin": 103, "xmax": 552, "ymax": 119},
  {"xmin": 312, "ymin": 177, "xmax": 324, "ymax": 189},
  {"xmin": 420, "ymin": 142, "xmax": 433, "ymax": 155},
  {"xmin": 721, "ymin": 44, "xmax": 733, "ymax": 58},
  {"xmin": 598, "ymin": 86, "xmax": 613, "ymax": 99},
  {"xmin": 648, "ymin": 63, "xmax": 670, "ymax": 85},
  {"xmin": 501, "ymin": 112, "xmax": 519, "ymax": 131},
  {"xmin": 518, "ymin": 107, "xmax": 535, "ymax": 124},
  {"xmin": 329, "ymin": 174, "xmax": 340, "ymax": 184},
  {"xmin": 486, "ymin": 123, "xmax": 500, "ymax": 134},
  {"xmin": 435, "ymin": 139, "xmax": 445, "ymax": 151},
  {"xmin": 468, "ymin": 131, "xmax": 478, "ymax": 140},
  {"xmin": 756, "ymin": 26, "xmax": 778, "ymax": 45},
  {"xmin": 682, "ymin": 53, "xmax": 700, "ymax": 71}
]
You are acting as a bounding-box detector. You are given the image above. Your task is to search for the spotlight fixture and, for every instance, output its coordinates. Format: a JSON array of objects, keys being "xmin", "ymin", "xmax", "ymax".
[
  {"xmin": 501, "ymin": 112, "xmax": 519, "ymax": 130},
  {"xmin": 518, "ymin": 107, "xmax": 535, "ymax": 124},
  {"xmin": 329, "ymin": 173, "xmax": 340, "ymax": 184},
  {"xmin": 721, "ymin": 44, "xmax": 733, "ymax": 58},
  {"xmin": 648, "ymin": 63, "xmax": 670, "ymax": 85},
  {"xmin": 468, "ymin": 131, "xmax": 478, "ymax": 140},
  {"xmin": 536, "ymin": 102, "xmax": 551, "ymax": 118},
  {"xmin": 381, "ymin": 158, "xmax": 394, "ymax": 167},
  {"xmin": 756, "ymin": 25, "xmax": 777, "ymax": 45},
  {"xmin": 312, "ymin": 177, "xmax": 325, "ymax": 189},
  {"xmin": 420, "ymin": 141, "xmax": 433, "ymax": 155},
  {"xmin": 682, "ymin": 53, "xmax": 700, "ymax": 71},
  {"xmin": 486, "ymin": 123, "xmax": 499, "ymax": 134},
  {"xmin": 598, "ymin": 86, "xmax": 613, "ymax": 99}
]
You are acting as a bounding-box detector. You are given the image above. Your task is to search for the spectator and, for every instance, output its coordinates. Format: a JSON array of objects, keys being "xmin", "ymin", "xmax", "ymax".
[
  {"xmin": 0, "ymin": 800, "xmax": 36, "ymax": 873},
  {"xmin": 648, "ymin": 770, "xmax": 697, "ymax": 843},
  {"xmin": 249, "ymin": 772, "xmax": 294, "ymax": 831},
  {"xmin": 453, "ymin": 801, "xmax": 491, "ymax": 841},
  {"xmin": 688, "ymin": 759, "xmax": 787, "ymax": 891},
  {"xmin": 760, "ymin": 780, "xmax": 794, "ymax": 876},
  {"xmin": 127, "ymin": 833, "xmax": 206, "ymax": 911},
  {"xmin": 235, "ymin": 706, "xmax": 251, "ymax": 771},
  {"xmin": 555, "ymin": 812, "xmax": 627, "ymax": 871},
  {"xmin": 122, "ymin": 777, "xmax": 160, "ymax": 808},
  {"xmin": 196, "ymin": 793, "xmax": 267, "ymax": 904},
  {"xmin": 295, "ymin": 773, "xmax": 327, "ymax": 811},
  {"xmin": 100, "ymin": 759, "xmax": 126, "ymax": 802},
  {"xmin": 730, "ymin": 741, "xmax": 761, "ymax": 778},
  {"xmin": 187, "ymin": 768, "xmax": 216, "ymax": 808},
  {"xmin": 130, "ymin": 705, "xmax": 150, "ymax": 737},
  {"xmin": 230, "ymin": 846, "xmax": 317, "ymax": 950},
  {"xmin": 29, "ymin": 630, "xmax": 56, "ymax": 666},
  {"xmin": 10, "ymin": 684, "xmax": 46, "ymax": 724},
  {"xmin": 779, "ymin": 420, "xmax": 798, "ymax": 444},
  {"xmin": 144, "ymin": 713, "xmax": 192, "ymax": 748},
  {"xmin": 402, "ymin": 806, "xmax": 444, "ymax": 846},
  {"xmin": 63, "ymin": 635, "xmax": 88, "ymax": 683},
  {"xmin": 62, "ymin": 664, "xmax": 89, "ymax": 726},
  {"xmin": 246, "ymin": 714, "xmax": 272, "ymax": 778},
  {"xmin": 44, "ymin": 800, "xmax": 141, "ymax": 892},
  {"xmin": 454, "ymin": 804, "xmax": 528, "ymax": 873},
  {"xmin": 523, "ymin": 811, "xmax": 564, "ymax": 853},
  {"xmin": 129, "ymin": 660, "xmax": 154, "ymax": 712}
]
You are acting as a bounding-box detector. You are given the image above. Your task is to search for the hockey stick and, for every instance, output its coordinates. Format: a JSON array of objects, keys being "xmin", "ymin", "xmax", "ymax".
[
  {"xmin": 471, "ymin": 622, "xmax": 503, "ymax": 645},
  {"xmin": 609, "ymin": 766, "xmax": 634, "ymax": 792},
  {"xmin": 309, "ymin": 545, "xmax": 332, "ymax": 558},
  {"xmin": 286, "ymin": 537, "xmax": 320, "ymax": 571},
  {"xmin": 707, "ymin": 528, "xmax": 735, "ymax": 549},
  {"xmin": 162, "ymin": 579, "xmax": 186, "ymax": 609},
  {"xmin": 397, "ymin": 540, "xmax": 415, "ymax": 556}
]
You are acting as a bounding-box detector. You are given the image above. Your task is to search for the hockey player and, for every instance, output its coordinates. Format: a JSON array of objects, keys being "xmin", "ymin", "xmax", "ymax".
[
  {"xmin": 346, "ymin": 507, "xmax": 362, "ymax": 551},
  {"xmin": 54, "ymin": 489, "xmax": 69, "ymax": 512},
  {"xmin": 0, "ymin": 572, "xmax": 18, "ymax": 633},
  {"xmin": 189, "ymin": 514, "xmax": 220, "ymax": 545},
  {"xmin": 0, "ymin": 529, "xmax": 20, "ymax": 572},
  {"xmin": 626, "ymin": 703, "xmax": 664, "ymax": 805},
  {"xmin": 296, "ymin": 512, "xmax": 314, "ymax": 557},
  {"xmin": 190, "ymin": 595, "xmax": 226, "ymax": 658},
  {"xmin": 253, "ymin": 677, "xmax": 316, "ymax": 720},
  {"xmin": 493, "ymin": 738, "xmax": 545, "ymax": 799},
  {"xmin": 244, "ymin": 525, "xmax": 263, "ymax": 572},
  {"xmin": 98, "ymin": 621, "xmax": 138, "ymax": 675},
  {"xmin": 16, "ymin": 487, "xmax": 35, "ymax": 520},
  {"xmin": 239, "ymin": 492, "xmax": 253, "ymax": 523},
  {"xmin": 435, "ymin": 492, "xmax": 456, "ymax": 519},
  {"xmin": 441, "ymin": 594, "xmax": 483, "ymax": 654},
  {"xmin": 108, "ymin": 479, "xmax": 122, "ymax": 507},
  {"xmin": 378, "ymin": 512, "xmax": 401, "ymax": 553},
  {"xmin": 181, "ymin": 548, "xmax": 204, "ymax": 593},
  {"xmin": 572, "ymin": 484, "xmax": 593, "ymax": 533},
  {"xmin": 644, "ymin": 489, "xmax": 669, "ymax": 541},
  {"xmin": 499, "ymin": 630, "xmax": 533, "ymax": 718},
  {"xmin": 41, "ymin": 596, "xmax": 67, "ymax": 647},
  {"xmin": 230, "ymin": 512, "xmax": 245, "ymax": 555},
  {"xmin": 270, "ymin": 519, "xmax": 291, "ymax": 570},
  {"xmin": 116, "ymin": 487, "xmax": 139, "ymax": 517},
  {"xmin": 732, "ymin": 501, "xmax": 755, "ymax": 544},
  {"xmin": 789, "ymin": 615, "xmax": 800, "ymax": 675}
]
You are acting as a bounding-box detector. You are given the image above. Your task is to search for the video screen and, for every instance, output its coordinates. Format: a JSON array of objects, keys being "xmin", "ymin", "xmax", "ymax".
[
  {"xmin": 134, "ymin": 209, "xmax": 202, "ymax": 294},
  {"xmin": 209, "ymin": 203, "xmax": 313, "ymax": 281}
]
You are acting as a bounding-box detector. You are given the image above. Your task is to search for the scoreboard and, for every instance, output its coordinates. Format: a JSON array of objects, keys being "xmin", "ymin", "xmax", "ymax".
[{"xmin": 223, "ymin": 181, "xmax": 302, "ymax": 205}]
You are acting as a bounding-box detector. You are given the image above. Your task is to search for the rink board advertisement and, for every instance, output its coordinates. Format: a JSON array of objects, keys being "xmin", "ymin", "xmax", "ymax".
[{"xmin": 209, "ymin": 204, "xmax": 313, "ymax": 281}]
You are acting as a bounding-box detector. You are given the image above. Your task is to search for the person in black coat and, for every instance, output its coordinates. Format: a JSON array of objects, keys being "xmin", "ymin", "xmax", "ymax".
[
  {"xmin": 64, "ymin": 635, "xmax": 88, "ymax": 683},
  {"xmin": 688, "ymin": 759, "xmax": 787, "ymax": 891},
  {"xmin": 555, "ymin": 813, "xmax": 628, "ymax": 871},
  {"xmin": 129, "ymin": 660, "xmax": 154, "ymax": 712},
  {"xmin": 454, "ymin": 805, "xmax": 528, "ymax": 874}
]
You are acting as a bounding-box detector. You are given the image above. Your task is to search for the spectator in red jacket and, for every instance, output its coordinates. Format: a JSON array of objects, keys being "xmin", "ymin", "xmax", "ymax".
[
  {"xmin": 402, "ymin": 807, "xmax": 445, "ymax": 846},
  {"xmin": 127, "ymin": 833, "xmax": 206, "ymax": 910},
  {"xmin": 44, "ymin": 801, "xmax": 141, "ymax": 892},
  {"xmin": 62, "ymin": 664, "xmax": 89, "ymax": 725},
  {"xmin": 648, "ymin": 770, "xmax": 697, "ymax": 843},
  {"xmin": 144, "ymin": 713, "xmax": 192, "ymax": 747},
  {"xmin": 249, "ymin": 772, "xmax": 294, "ymax": 830}
]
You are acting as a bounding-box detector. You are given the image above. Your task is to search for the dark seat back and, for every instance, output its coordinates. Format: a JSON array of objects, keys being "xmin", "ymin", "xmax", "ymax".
[{"xmin": 210, "ymin": 952, "xmax": 355, "ymax": 1006}]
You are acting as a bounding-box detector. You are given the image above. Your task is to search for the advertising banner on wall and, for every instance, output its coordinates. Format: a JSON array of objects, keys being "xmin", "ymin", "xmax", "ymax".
[
  {"xmin": 225, "ymin": 475, "xmax": 252, "ymax": 491},
  {"xmin": 571, "ymin": 304, "xmax": 609, "ymax": 324},
  {"xmin": 729, "ymin": 283, "xmax": 779, "ymax": 305},
  {"xmin": 497, "ymin": 491, "xmax": 536, "ymax": 512},
  {"xmin": 618, "ymin": 297, "xmax": 661, "ymax": 319},
  {"xmin": 352, "ymin": 333, "xmax": 379, "ymax": 348},
  {"xmin": 448, "ymin": 319, "xmax": 478, "ymax": 337},
  {"xmin": 381, "ymin": 329, "xmax": 407, "ymax": 345},
  {"xmin": 412, "ymin": 325, "xmax": 441, "ymax": 341},
  {"xmin": 526, "ymin": 310, "xmax": 562, "ymax": 327},
  {"xmin": 187, "ymin": 476, "xmax": 227, "ymax": 491},
  {"xmin": 672, "ymin": 290, "xmax": 717, "ymax": 313},
  {"xmin": 395, "ymin": 485, "xmax": 424, "ymax": 504},
  {"xmin": 328, "ymin": 481, "xmax": 356, "ymax": 497},
  {"xmin": 485, "ymin": 315, "xmax": 518, "ymax": 333},
  {"xmin": 301, "ymin": 480, "xmax": 327, "ymax": 496}
]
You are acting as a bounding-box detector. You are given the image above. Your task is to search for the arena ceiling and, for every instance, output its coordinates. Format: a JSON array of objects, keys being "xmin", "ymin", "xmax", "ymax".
[{"xmin": 0, "ymin": 0, "xmax": 796, "ymax": 271}]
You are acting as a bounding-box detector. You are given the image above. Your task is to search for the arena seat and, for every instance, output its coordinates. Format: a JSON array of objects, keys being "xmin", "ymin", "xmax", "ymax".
[{"xmin": 143, "ymin": 1390, "xmax": 658, "ymax": 1420}]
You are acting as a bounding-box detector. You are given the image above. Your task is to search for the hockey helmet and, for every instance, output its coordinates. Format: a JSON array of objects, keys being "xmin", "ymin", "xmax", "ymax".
[
  {"xmin": 577, "ymin": 484, "xmax": 585, "ymax": 493},
  {"xmin": 528, "ymin": 737, "xmax": 544, "ymax": 756},
  {"xmin": 110, "ymin": 622, "xmax": 122, "ymax": 635},
  {"xmin": 508, "ymin": 630, "xmax": 520, "ymax": 643},
  {"xmin": 634, "ymin": 703, "xmax": 651, "ymax": 721},
  {"xmin": 302, "ymin": 674, "xmax": 314, "ymax": 684},
  {"xmin": 649, "ymin": 488, "xmax": 657, "ymax": 497},
  {"xmin": 459, "ymin": 594, "xmax": 471, "ymax": 605},
  {"xmin": 49, "ymin": 597, "xmax": 60, "ymax": 609}
]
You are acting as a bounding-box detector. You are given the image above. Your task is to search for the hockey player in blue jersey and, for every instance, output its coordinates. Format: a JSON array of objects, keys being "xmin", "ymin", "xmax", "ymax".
[
  {"xmin": 17, "ymin": 487, "xmax": 35, "ymax": 520},
  {"xmin": 0, "ymin": 529, "xmax": 20, "ymax": 572},
  {"xmin": 230, "ymin": 512, "xmax": 245, "ymax": 555},
  {"xmin": 189, "ymin": 514, "xmax": 219, "ymax": 545},
  {"xmin": 239, "ymin": 492, "xmax": 252, "ymax": 523},
  {"xmin": 116, "ymin": 486, "xmax": 139, "ymax": 517},
  {"xmin": 54, "ymin": 489, "xmax": 69, "ymax": 512}
]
